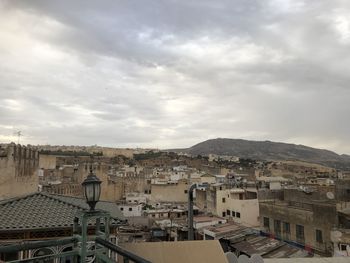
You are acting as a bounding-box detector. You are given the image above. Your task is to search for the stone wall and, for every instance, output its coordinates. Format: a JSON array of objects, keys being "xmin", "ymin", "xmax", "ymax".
[{"xmin": 0, "ymin": 143, "xmax": 39, "ymax": 200}]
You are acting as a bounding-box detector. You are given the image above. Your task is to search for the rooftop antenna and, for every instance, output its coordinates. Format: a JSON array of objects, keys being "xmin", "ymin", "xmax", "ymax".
[{"xmin": 13, "ymin": 131, "xmax": 22, "ymax": 144}]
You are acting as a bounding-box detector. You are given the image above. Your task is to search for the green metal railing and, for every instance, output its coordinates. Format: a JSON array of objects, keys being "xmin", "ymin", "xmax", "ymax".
[{"xmin": 0, "ymin": 210, "xmax": 152, "ymax": 263}]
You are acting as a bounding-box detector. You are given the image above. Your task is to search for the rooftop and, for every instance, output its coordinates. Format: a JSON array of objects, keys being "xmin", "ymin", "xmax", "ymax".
[
  {"xmin": 0, "ymin": 192, "xmax": 125, "ymax": 231},
  {"xmin": 193, "ymin": 215, "xmax": 225, "ymax": 223}
]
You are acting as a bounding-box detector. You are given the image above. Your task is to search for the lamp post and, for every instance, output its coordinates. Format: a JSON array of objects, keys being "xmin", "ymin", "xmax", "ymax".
[{"xmin": 82, "ymin": 167, "xmax": 102, "ymax": 211}]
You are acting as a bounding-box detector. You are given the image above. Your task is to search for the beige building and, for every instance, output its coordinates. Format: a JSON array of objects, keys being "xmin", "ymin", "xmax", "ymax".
[
  {"xmin": 259, "ymin": 187, "xmax": 347, "ymax": 256},
  {"xmin": 196, "ymin": 185, "xmax": 259, "ymax": 227}
]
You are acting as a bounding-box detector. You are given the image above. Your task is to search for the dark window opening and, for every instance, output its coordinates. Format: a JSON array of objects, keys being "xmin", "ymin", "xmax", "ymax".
[
  {"xmin": 263, "ymin": 217, "xmax": 270, "ymax": 230},
  {"xmin": 283, "ymin": 222, "xmax": 290, "ymax": 239},
  {"xmin": 316, "ymin": 229, "xmax": 323, "ymax": 243},
  {"xmin": 274, "ymin": 220, "xmax": 281, "ymax": 237},
  {"xmin": 296, "ymin": 224, "xmax": 305, "ymax": 243}
]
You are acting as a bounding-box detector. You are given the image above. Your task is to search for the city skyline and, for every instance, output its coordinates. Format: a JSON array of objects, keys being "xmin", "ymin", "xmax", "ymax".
[{"xmin": 1, "ymin": 1, "xmax": 350, "ymax": 154}]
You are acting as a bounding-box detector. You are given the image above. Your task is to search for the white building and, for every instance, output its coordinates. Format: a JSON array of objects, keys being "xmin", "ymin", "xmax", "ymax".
[{"xmin": 117, "ymin": 203, "xmax": 143, "ymax": 217}]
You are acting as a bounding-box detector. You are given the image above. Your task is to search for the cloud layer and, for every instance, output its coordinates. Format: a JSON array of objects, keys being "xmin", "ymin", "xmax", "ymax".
[{"xmin": 1, "ymin": 0, "xmax": 350, "ymax": 153}]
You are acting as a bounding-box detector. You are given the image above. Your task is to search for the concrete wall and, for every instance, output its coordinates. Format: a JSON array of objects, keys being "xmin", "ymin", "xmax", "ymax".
[
  {"xmin": 38, "ymin": 154, "xmax": 57, "ymax": 169},
  {"xmin": 195, "ymin": 189, "xmax": 207, "ymax": 210},
  {"xmin": 227, "ymin": 198, "xmax": 259, "ymax": 227},
  {"xmin": 150, "ymin": 180, "xmax": 189, "ymax": 203},
  {"xmin": 118, "ymin": 204, "xmax": 143, "ymax": 217},
  {"xmin": 200, "ymin": 176, "xmax": 216, "ymax": 184}
]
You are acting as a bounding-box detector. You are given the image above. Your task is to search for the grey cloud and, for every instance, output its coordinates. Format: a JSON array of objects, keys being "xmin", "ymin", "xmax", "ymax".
[{"xmin": 1, "ymin": 0, "xmax": 350, "ymax": 153}]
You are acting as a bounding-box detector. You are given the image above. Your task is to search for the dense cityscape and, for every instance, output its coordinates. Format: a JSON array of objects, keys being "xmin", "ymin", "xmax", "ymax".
[
  {"xmin": 0, "ymin": 141, "xmax": 350, "ymax": 262},
  {"xmin": 1, "ymin": 0, "xmax": 350, "ymax": 262}
]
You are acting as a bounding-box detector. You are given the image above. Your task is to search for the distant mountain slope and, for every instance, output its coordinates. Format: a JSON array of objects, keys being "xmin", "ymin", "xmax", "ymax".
[{"xmin": 173, "ymin": 138, "xmax": 350, "ymax": 170}]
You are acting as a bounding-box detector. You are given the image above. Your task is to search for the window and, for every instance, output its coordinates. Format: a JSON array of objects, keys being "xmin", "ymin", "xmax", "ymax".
[
  {"xmin": 227, "ymin": 210, "xmax": 231, "ymax": 216},
  {"xmin": 316, "ymin": 229, "xmax": 323, "ymax": 243},
  {"xmin": 232, "ymin": 211, "xmax": 236, "ymax": 217},
  {"xmin": 274, "ymin": 220, "xmax": 281, "ymax": 237},
  {"xmin": 296, "ymin": 224, "xmax": 305, "ymax": 243},
  {"xmin": 222, "ymin": 212, "xmax": 226, "ymax": 217},
  {"xmin": 263, "ymin": 217, "xmax": 270, "ymax": 230},
  {"xmin": 129, "ymin": 207, "xmax": 132, "ymax": 211},
  {"xmin": 340, "ymin": 244, "xmax": 347, "ymax": 251},
  {"xmin": 184, "ymin": 190, "xmax": 188, "ymax": 194},
  {"xmin": 283, "ymin": 222, "xmax": 290, "ymax": 238},
  {"xmin": 236, "ymin": 212, "xmax": 241, "ymax": 218},
  {"xmin": 222, "ymin": 198, "xmax": 226, "ymax": 203},
  {"xmin": 120, "ymin": 207, "xmax": 124, "ymax": 211}
]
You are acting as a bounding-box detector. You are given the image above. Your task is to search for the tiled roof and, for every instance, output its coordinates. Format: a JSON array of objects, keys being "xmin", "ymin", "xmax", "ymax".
[{"xmin": 0, "ymin": 192, "xmax": 125, "ymax": 231}]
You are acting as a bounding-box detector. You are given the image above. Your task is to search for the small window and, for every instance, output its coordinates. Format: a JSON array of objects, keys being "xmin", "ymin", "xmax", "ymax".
[
  {"xmin": 316, "ymin": 229, "xmax": 323, "ymax": 243},
  {"xmin": 283, "ymin": 222, "xmax": 290, "ymax": 235},
  {"xmin": 274, "ymin": 220, "xmax": 281, "ymax": 237},
  {"xmin": 263, "ymin": 217, "xmax": 270, "ymax": 229},
  {"xmin": 222, "ymin": 212, "xmax": 226, "ymax": 217},
  {"xmin": 152, "ymin": 214, "xmax": 155, "ymax": 218},
  {"xmin": 120, "ymin": 207, "xmax": 124, "ymax": 211},
  {"xmin": 184, "ymin": 190, "xmax": 188, "ymax": 194},
  {"xmin": 232, "ymin": 211, "xmax": 236, "ymax": 217},
  {"xmin": 219, "ymin": 186, "xmax": 222, "ymax": 190},
  {"xmin": 129, "ymin": 207, "xmax": 132, "ymax": 211},
  {"xmin": 236, "ymin": 212, "xmax": 241, "ymax": 218},
  {"xmin": 340, "ymin": 244, "xmax": 347, "ymax": 251},
  {"xmin": 222, "ymin": 198, "xmax": 226, "ymax": 203},
  {"xmin": 296, "ymin": 225, "xmax": 305, "ymax": 242},
  {"xmin": 226, "ymin": 210, "xmax": 231, "ymax": 216}
]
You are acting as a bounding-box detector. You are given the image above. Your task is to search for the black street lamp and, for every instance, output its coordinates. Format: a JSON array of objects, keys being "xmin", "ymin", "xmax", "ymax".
[{"xmin": 82, "ymin": 168, "xmax": 102, "ymax": 211}]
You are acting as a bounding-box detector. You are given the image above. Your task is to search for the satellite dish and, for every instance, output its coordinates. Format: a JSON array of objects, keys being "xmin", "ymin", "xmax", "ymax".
[
  {"xmin": 225, "ymin": 252, "xmax": 238, "ymax": 263},
  {"xmin": 250, "ymin": 254, "xmax": 264, "ymax": 263},
  {"xmin": 238, "ymin": 254, "xmax": 250, "ymax": 263},
  {"xmin": 326, "ymin": 192, "xmax": 335, "ymax": 200}
]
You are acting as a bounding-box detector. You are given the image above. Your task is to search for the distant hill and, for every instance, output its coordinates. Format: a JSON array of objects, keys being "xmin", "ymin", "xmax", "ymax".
[{"xmin": 170, "ymin": 138, "xmax": 350, "ymax": 170}]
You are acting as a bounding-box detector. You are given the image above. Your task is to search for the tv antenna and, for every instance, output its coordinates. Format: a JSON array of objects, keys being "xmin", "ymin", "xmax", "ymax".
[{"xmin": 13, "ymin": 131, "xmax": 22, "ymax": 144}]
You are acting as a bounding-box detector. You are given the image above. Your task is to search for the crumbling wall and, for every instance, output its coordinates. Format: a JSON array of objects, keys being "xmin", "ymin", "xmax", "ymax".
[{"xmin": 0, "ymin": 143, "xmax": 39, "ymax": 200}]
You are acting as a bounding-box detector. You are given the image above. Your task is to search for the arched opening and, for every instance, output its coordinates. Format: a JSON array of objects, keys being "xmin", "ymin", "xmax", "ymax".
[{"xmin": 32, "ymin": 248, "xmax": 54, "ymax": 263}]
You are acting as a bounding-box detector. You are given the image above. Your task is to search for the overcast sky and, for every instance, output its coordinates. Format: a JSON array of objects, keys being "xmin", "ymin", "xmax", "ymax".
[{"xmin": 1, "ymin": 0, "xmax": 350, "ymax": 153}]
